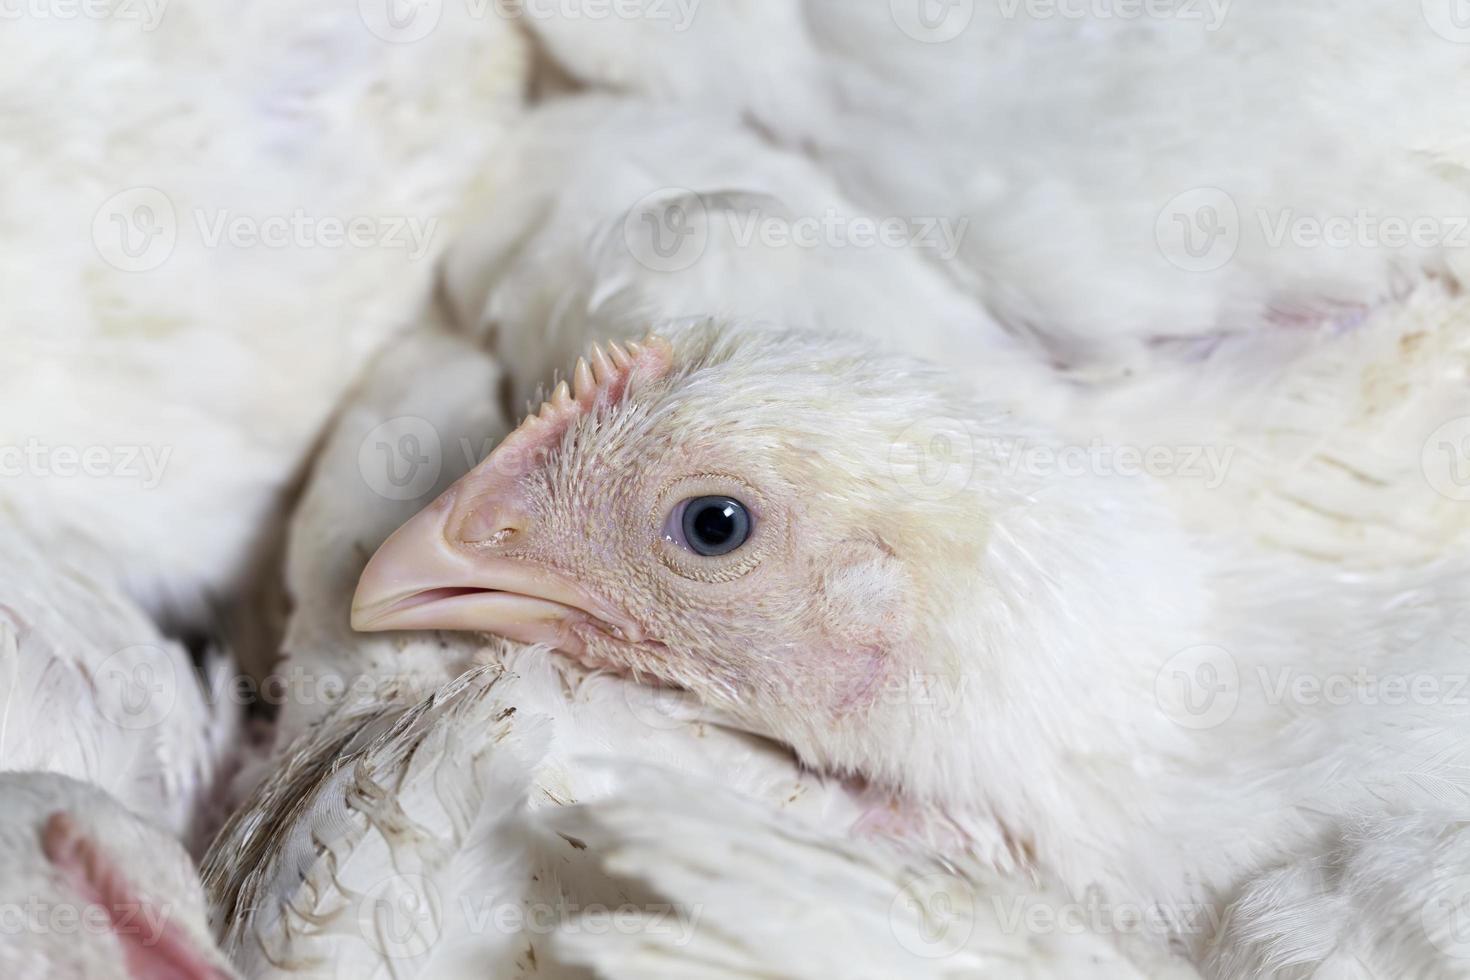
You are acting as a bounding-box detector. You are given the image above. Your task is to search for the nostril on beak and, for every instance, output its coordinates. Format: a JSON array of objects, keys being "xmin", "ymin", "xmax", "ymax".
[{"xmin": 457, "ymin": 508, "xmax": 525, "ymax": 547}]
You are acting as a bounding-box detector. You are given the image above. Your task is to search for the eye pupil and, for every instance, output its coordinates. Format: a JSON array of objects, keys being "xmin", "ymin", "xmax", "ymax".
[{"xmin": 680, "ymin": 496, "xmax": 752, "ymax": 557}]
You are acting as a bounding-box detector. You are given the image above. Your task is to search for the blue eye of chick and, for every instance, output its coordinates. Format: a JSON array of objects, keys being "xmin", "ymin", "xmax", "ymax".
[{"xmin": 677, "ymin": 496, "xmax": 752, "ymax": 557}]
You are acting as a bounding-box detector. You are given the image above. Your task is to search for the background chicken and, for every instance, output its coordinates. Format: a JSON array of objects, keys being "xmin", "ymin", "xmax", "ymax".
[
  {"xmin": 0, "ymin": 1, "xmax": 525, "ymax": 651},
  {"xmin": 513, "ymin": 0, "xmax": 1470, "ymax": 369},
  {"xmin": 0, "ymin": 771, "xmax": 235, "ymax": 979}
]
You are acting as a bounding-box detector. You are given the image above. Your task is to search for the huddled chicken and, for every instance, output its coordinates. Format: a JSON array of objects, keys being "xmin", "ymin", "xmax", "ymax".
[{"xmin": 3, "ymin": 2, "xmax": 1470, "ymax": 978}]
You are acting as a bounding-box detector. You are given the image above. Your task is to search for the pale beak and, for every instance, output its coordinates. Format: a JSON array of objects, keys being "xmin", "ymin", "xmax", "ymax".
[{"xmin": 350, "ymin": 491, "xmax": 637, "ymax": 653}]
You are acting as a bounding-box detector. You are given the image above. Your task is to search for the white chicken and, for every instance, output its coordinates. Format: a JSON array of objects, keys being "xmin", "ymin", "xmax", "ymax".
[
  {"xmin": 0, "ymin": 517, "xmax": 236, "ymax": 848},
  {"xmin": 0, "ymin": 771, "xmax": 235, "ymax": 979},
  {"xmin": 517, "ymin": 0, "xmax": 1470, "ymax": 369},
  {"xmin": 0, "ymin": 0, "xmax": 527, "ymax": 639},
  {"xmin": 206, "ymin": 313, "xmax": 1191, "ymax": 978},
  {"xmin": 352, "ymin": 315, "xmax": 1470, "ymax": 976}
]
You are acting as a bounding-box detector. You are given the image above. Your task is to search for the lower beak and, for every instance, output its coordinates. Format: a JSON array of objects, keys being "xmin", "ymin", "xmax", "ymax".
[{"xmin": 350, "ymin": 498, "xmax": 634, "ymax": 654}]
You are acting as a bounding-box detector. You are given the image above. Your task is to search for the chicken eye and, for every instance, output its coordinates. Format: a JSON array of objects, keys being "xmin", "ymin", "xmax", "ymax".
[{"xmin": 669, "ymin": 496, "xmax": 752, "ymax": 557}]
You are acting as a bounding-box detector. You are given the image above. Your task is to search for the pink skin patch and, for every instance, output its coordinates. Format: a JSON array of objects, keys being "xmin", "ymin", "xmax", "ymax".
[{"xmin": 41, "ymin": 812, "xmax": 230, "ymax": 980}]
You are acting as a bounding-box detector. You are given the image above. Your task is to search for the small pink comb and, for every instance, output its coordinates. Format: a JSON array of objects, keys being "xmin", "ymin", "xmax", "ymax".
[{"xmin": 489, "ymin": 334, "xmax": 672, "ymax": 476}]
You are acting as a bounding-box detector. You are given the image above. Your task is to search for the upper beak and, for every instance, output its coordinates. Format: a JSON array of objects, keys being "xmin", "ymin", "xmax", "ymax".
[{"xmin": 350, "ymin": 489, "xmax": 637, "ymax": 653}]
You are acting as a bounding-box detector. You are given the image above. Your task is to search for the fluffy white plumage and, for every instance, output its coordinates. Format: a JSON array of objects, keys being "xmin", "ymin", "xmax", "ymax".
[
  {"xmin": 7, "ymin": 6, "xmax": 1470, "ymax": 978},
  {"xmin": 520, "ymin": 0, "xmax": 1470, "ymax": 368},
  {"xmin": 208, "ymin": 311, "xmax": 1202, "ymax": 977},
  {"xmin": 0, "ymin": 1, "xmax": 525, "ymax": 625},
  {"xmin": 0, "ymin": 772, "xmax": 235, "ymax": 979},
  {"xmin": 0, "ymin": 518, "xmax": 236, "ymax": 848},
  {"xmin": 442, "ymin": 96, "xmax": 1021, "ymax": 411},
  {"xmin": 205, "ymin": 317, "xmax": 870, "ymax": 976},
  {"xmin": 551, "ymin": 765, "xmax": 1205, "ymax": 980}
]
